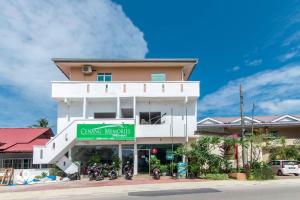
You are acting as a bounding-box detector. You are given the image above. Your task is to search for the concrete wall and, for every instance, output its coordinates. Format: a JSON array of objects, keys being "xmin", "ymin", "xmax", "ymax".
[{"xmin": 70, "ymin": 66, "xmax": 183, "ymax": 81}]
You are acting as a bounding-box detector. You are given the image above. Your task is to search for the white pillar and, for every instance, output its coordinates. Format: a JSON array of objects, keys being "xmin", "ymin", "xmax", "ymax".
[
  {"xmin": 134, "ymin": 143, "xmax": 138, "ymax": 175},
  {"xmin": 68, "ymin": 148, "xmax": 72, "ymax": 161},
  {"xmin": 118, "ymin": 143, "xmax": 122, "ymax": 175},
  {"xmin": 116, "ymin": 97, "xmax": 120, "ymax": 119},
  {"xmin": 83, "ymin": 97, "xmax": 87, "ymax": 119},
  {"xmin": 133, "ymin": 96, "xmax": 136, "ymax": 119}
]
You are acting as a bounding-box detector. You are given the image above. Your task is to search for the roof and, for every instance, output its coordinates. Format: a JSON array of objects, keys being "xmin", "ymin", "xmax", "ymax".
[
  {"xmin": 0, "ymin": 128, "xmax": 53, "ymax": 152},
  {"xmin": 198, "ymin": 114, "xmax": 300, "ymax": 127},
  {"xmin": 52, "ymin": 58, "xmax": 198, "ymax": 81}
]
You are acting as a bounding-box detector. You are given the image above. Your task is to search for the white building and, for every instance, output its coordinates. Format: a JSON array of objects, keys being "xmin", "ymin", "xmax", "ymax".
[{"xmin": 33, "ymin": 59, "xmax": 200, "ymax": 175}]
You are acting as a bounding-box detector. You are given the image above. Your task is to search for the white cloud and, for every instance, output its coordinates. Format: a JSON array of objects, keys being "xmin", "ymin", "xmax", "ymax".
[
  {"xmin": 245, "ymin": 59, "xmax": 262, "ymax": 66},
  {"xmin": 279, "ymin": 51, "xmax": 299, "ymax": 62},
  {"xmin": 259, "ymin": 99, "xmax": 300, "ymax": 114},
  {"xmin": 199, "ymin": 64, "xmax": 300, "ymax": 116},
  {"xmin": 0, "ymin": 0, "xmax": 148, "ymax": 127},
  {"xmin": 283, "ymin": 31, "xmax": 300, "ymax": 46},
  {"xmin": 227, "ymin": 65, "xmax": 240, "ymax": 72}
]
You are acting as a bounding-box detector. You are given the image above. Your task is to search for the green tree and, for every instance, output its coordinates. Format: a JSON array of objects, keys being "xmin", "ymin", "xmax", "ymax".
[{"xmin": 30, "ymin": 118, "xmax": 51, "ymax": 128}]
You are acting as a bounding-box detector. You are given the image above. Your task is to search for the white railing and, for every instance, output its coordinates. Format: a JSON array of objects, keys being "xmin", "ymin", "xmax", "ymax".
[
  {"xmin": 52, "ymin": 81, "xmax": 200, "ymax": 98},
  {"xmin": 33, "ymin": 119, "xmax": 134, "ymax": 164}
]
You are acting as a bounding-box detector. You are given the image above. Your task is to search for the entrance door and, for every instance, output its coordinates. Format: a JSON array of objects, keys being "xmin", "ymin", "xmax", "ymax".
[{"xmin": 138, "ymin": 149, "xmax": 150, "ymax": 174}]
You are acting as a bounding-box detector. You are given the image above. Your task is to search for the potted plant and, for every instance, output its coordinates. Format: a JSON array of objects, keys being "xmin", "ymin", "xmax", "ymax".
[{"xmin": 160, "ymin": 165, "xmax": 168, "ymax": 176}]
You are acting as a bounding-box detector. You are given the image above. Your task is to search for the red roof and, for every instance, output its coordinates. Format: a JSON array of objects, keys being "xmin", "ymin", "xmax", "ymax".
[{"xmin": 0, "ymin": 128, "xmax": 53, "ymax": 152}]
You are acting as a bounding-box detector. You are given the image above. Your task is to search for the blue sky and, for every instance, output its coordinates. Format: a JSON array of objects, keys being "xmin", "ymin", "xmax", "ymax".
[{"xmin": 0, "ymin": 0, "xmax": 300, "ymax": 129}]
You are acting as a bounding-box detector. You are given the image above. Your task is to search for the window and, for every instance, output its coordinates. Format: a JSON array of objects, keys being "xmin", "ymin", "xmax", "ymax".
[
  {"xmin": 40, "ymin": 149, "xmax": 43, "ymax": 159},
  {"xmin": 97, "ymin": 73, "xmax": 112, "ymax": 82},
  {"xmin": 151, "ymin": 73, "xmax": 166, "ymax": 81},
  {"xmin": 121, "ymin": 108, "xmax": 133, "ymax": 118},
  {"xmin": 94, "ymin": 112, "xmax": 116, "ymax": 119},
  {"xmin": 139, "ymin": 112, "xmax": 161, "ymax": 124}
]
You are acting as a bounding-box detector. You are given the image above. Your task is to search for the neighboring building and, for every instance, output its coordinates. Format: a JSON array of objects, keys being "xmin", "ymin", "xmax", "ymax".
[
  {"xmin": 0, "ymin": 128, "xmax": 53, "ymax": 169},
  {"xmin": 197, "ymin": 115, "xmax": 300, "ymax": 161},
  {"xmin": 33, "ymin": 58, "xmax": 200, "ymax": 175}
]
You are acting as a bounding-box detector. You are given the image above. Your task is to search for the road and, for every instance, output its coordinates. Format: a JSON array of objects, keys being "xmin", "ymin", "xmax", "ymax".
[{"xmin": 1, "ymin": 179, "xmax": 299, "ymax": 200}]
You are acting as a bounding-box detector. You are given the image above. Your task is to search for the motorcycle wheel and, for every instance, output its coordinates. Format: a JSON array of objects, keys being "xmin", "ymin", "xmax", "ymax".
[{"xmin": 96, "ymin": 175, "xmax": 104, "ymax": 181}]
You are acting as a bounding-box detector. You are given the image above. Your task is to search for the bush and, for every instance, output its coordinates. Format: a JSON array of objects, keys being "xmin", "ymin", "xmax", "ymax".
[
  {"xmin": 49, "ymin": 166, "xmax": 64, "ymax": 177},
  {"xmin": 200, "ymin": 173, "xmax": 229, "ymax": 180},
  {"xmin": 112, "ymin": 156, "xmax": 121, "ymax": 171},
  {"xmin": 41, "ymin": 171, "xmax": 48, "ymax": 178},
  {"xmin": 247, "ymin": 161, "xmax": 274, "ymax": 180},
  {"xmin": 160, "ymin": 165, "xmax": 168, "ymax": 173},
  {"xmin": 150, "ymin": 155, "xmax": 161, "ymax": 170},
  {"xmin": 88, "ymin": 154, "xmax": 101, "ymax": 165}
]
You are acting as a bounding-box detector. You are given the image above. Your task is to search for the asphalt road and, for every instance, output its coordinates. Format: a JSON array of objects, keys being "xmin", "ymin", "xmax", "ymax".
[
  {"xmin": 2, "ymin": 179, "xmax": 300, "ymax": 200},
  {"xmin": 28, "ymin": 183, "xmax": 300, "ymax": 200}
]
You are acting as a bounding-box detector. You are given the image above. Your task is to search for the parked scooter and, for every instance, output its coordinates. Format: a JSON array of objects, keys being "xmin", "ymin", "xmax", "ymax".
[
  {"xmin": 87, "ymin": 163, "xmax": 104, "ymax": 181},
  {"xmin": 123, "ymin": 161, "xmax": 133, "ymax": 180},
  {"xmin": 152, "ymin": 167, "xmax": 161, "ymax": 180},
  {"xmin": 108, "ymin": 162, "xmax": 118, "ymax": 180}
]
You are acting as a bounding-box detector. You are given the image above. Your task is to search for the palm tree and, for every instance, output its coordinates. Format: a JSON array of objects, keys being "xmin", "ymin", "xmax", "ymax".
[{"xmin": 30, "ymin": 118, "xmax": 51, "ymax": 128}]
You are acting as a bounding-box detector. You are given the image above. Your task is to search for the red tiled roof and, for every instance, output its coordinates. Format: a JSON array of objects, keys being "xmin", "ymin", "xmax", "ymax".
[{"xmin": 0, "ymin": 128, "xmax": 53, "ymax": 152}]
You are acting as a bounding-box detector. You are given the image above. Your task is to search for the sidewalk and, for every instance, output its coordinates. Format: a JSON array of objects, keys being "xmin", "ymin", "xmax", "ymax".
[{"xmin": 1, "ymin": 176, "xmax": 300, "ymax": 200}]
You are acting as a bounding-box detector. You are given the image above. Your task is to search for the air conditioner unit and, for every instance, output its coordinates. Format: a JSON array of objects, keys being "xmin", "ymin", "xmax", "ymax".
[{"xmin": 81, "ymin": 65, "xmax": 93, "ymax": 74}]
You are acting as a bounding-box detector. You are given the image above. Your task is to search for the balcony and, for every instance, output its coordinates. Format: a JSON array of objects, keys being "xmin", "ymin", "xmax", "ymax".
[{"xmin": 52, "ymin": 81, "xmax": 200, "ymax": 99}]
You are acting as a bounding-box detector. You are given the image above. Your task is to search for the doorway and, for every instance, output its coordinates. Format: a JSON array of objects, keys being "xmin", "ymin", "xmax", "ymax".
[{"xmin": 138, "ymin": 149, "xmax": 150, "ymax": 174}]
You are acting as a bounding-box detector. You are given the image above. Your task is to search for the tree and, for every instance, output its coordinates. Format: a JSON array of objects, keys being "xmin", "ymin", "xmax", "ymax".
[
  {"xmin": 29, "ymin": 118, "xmax": 51, "ymax": 128},
  {"xmin": 176, "ymin": 136, "xmax": 225, "ymax": 176}
]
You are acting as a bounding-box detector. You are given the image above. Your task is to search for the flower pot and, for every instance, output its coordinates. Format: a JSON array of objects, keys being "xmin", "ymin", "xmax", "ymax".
[{"xmin": 229, "ymin": 173, "xmax": 247, "ymax": 181}]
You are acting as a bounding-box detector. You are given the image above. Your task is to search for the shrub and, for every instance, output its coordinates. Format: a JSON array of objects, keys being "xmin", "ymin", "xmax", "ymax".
[
  {"xmin": 112, "ymin": 156, "xmax": 121, "ymax": 171},
  {"xmin": 49, "ymin": 166, "xmax": 64, "ymax": 177},
  {"xmin": 200, "ymin": 173, "xmax": 229, "ymax": 180},
  {"xmin": 41, "ymin": 171, "xmax": 48, "ymax": 178},
  {"xmin": 150, "ymin": 155, "xmax": 161, "ymax": 170},
  {"xmin": 160, "ymin": 165, "xmax": 168, "ymax": 173},
  {"xmin": 88, "ymin": 154, "xmax": 101, "ymax": 165},
  {"xmin": 247, "ymin": 161, "xmax": 274, "ymax": 180}
]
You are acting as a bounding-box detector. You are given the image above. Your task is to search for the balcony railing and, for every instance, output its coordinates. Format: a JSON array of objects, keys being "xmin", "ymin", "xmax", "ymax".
[{"xmin": 52, "ymin": 81, "xmax": 200, "ymax": 98}]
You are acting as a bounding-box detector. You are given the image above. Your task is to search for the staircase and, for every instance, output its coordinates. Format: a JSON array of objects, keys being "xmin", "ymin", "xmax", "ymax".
[{"xmin": 33, "ymin": 119, "xmax": 134, "ymax": 174}]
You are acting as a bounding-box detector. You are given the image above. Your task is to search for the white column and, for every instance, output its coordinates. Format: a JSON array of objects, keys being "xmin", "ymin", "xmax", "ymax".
[
  {"xmin": 116, "ymin": 97, "xmax": 120, "ymax": 119},
  {"xmin": 134, "ymin": 143, "xmax": 138, "ymax": 175},
  {"xmin": 83, "ymin": 97, "xmax": 87, "ymax": 119},
  {"xmin": 68, "ymin": 148, "xmax": 72, "ymax": 161},
  {"xmin": 118, "ymin": 143, "xmax": 122, "ymax": 175},
  {"xmin": 133, "ymin": 96, "xmax": 136, "ymax": 119}
]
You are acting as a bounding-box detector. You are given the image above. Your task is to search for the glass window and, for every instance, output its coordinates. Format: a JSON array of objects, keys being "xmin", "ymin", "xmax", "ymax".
[
  {"xmin": 13, "ymin": 159, "xmax": 22, "ymax": 169},
  {"xmin": 151, "ymin": 73, "xmax": 166, "ymax": 81},
  {"xmin": 94, "ymin": 112, "xmax": 116, "ymax": 119},
  {"xmin": 97, "ymin": 73, "xmax": 112, "ymax": 82},
  {"xmin": 3, "ymin": 159, "xmax": 12, "ymax": 168},
  {"xmin": 139, "ymin": 112, "xmax": 161, "ymax": 124}
]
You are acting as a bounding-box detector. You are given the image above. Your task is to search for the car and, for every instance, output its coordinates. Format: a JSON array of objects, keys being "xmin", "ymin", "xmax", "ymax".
[{"xmin": 269, "ymin": 160, "xmax": 300, "ymax": 176}]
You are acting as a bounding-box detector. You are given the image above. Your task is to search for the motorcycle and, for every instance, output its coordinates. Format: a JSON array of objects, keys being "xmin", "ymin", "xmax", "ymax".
[
  {"xmin": 123, "ymin": 161, "xmax": 133, "ymax": 180},
  {"xmin": 108, "ymin": 162, "xmax": 118, "ymax": 180},
  {"xmin": 152, "ymin": 167, "xmax": 161, "ymax": 180},
  {"xmin": 87, "ymin": 163, "xmax": 104, "ymax": 181}
]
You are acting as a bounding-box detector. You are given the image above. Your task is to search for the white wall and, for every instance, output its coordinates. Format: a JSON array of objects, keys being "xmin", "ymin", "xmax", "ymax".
[
  {"xmin": 57, "ymin": 97, "xmax": 197, "ymax": 138},
  {"xmin": 135, "ymin": 99, "xmax": 197, "ymax": 138},
  {"xmin": 13, "ymin": 168, "xmax": 50, "ymax": 184}
]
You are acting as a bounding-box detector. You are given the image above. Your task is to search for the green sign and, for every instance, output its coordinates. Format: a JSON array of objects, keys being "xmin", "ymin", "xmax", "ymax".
[
  {"xmin": 166, "ymin": 150, "xmax": 174, "ymax": 160},
  {"xmin": 77, "ymin": 124, "xmax": 135, "ymax": 141}
]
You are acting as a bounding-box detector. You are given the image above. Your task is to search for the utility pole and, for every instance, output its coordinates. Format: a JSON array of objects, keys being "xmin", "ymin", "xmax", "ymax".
[
  {"xmin": 250, "ymin": 102, "xmax": 255, "ymax": 163},
  {"xmin": 239, "ymin": 84, "xmax": 247, "ymax": 167},
  {"xmin": 171, "ymin": 108, "xmax": 174, "ymax": 177}
]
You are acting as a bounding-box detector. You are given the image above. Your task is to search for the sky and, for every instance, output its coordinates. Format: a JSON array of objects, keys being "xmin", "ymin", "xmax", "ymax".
[{"xmin": 0, "ymin": 0, "xmax": 300, "ymax": 129}]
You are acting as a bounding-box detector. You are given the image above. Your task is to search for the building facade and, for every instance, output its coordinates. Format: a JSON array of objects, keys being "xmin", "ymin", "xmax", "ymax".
[
  {"xmin": 0, "ymin": 128, "xmax": 53, "ymax": 169},
  {"xmin": 33, "ymin": 59, "xmax": 200, "ymax": 175},
  {"xmin": 197, "ymin": 115, "xmax": 300, "ymax": 162}
]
